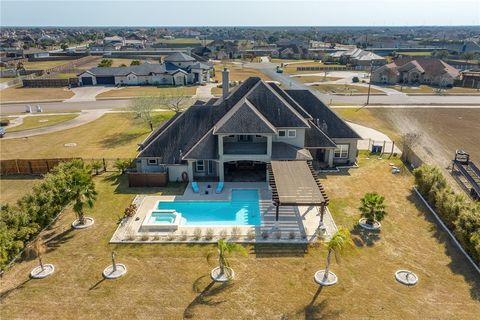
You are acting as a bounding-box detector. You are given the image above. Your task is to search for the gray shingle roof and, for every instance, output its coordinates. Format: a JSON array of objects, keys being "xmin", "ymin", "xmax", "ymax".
[
  {"xmin": 214, "ymin": 100, "xmax": 277, "ymax": 134},
  {"xmin": 271, "ymin": 142, "xmax": 312, "ymax": 160},
  {"xmin": 138, "ymin": 77, "xmax": 358, "ymax": 164},
  {"xmin": 286, "ymin": 90, "xmax": 361, "ymax": 139},
  {"xmin": 164, "ymin": 52, "xmax": 196, "ymax": 62},
  {"xmin": 245, "ymin": 81, "xmax": 309, "ymax": 128}
]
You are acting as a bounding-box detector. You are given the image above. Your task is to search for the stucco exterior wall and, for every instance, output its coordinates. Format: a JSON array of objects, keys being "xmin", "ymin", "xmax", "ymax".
[{"xmin": 272, "ymin": 128, "xmax": 305, "ymax": 148}]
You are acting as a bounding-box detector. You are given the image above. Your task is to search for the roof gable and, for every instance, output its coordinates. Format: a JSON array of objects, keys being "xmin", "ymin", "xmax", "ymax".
[
  {"xmin": 214, "ymin": 99, "xmax": 277, "ymax": 134},
  {"xmin": 244, "ymin": 81, "xmax": 310, "ymax": 128}
]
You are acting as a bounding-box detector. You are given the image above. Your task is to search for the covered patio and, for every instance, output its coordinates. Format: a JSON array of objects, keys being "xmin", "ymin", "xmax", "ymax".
[{"xmin": 267, "ymin": 161, "xmax": 329, "ymax": 229}]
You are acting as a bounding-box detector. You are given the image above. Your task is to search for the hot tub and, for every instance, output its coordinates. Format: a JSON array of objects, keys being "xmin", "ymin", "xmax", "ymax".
[{"xmin": 140, "ymin": 210, "xmax": 182, "ymax": 232}]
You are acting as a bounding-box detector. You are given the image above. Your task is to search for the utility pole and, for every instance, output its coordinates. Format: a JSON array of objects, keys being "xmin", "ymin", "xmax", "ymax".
[{"xmin": 366, "ymin": 62, "xmax": 374, "ymax": 105}]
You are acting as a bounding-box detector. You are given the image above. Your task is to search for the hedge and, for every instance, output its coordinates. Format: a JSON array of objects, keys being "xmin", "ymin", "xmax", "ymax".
[
  {"xmin": 414, "ymin": 164, "xmax": 480, "ymax": 263},
  {"xmin": 0, "ymin": 160, "xmax": 96, "ymax": 270}
]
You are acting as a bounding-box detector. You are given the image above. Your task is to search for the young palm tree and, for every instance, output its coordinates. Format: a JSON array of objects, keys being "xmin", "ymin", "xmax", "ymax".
[
  {"xmin": 209, "ymin": 240, "xmax": 248, "ymax": 279},
  {"xmin": 90, "ymin": 160, "xmax": 102, "ymax": 176},
  {"xmin": 69, "ymin": 168, "xmax": 97, "ymax": 225},
  {"xmin": 322, "ymin": 227, "xmax": 352, "ymax": 282},
  {"xmin": 359, "ymin": 192, "xmax": 387, "ymax": 225},
  {"xmin": 27, "ymin": 238, "xmax": 47, "ymax": 271}
]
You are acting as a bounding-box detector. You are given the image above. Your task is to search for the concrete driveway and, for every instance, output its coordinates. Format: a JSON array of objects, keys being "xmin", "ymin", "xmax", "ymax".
[
  {"xmin": 65, "ymin": 86, "xmax": 116, "ymax": 102},
  {"xmin": 2, "ymin": 109, "xmax": 108, "ymax": 139}
]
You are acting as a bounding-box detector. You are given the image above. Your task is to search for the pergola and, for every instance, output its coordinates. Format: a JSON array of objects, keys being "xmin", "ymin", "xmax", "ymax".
[{"xmin": 267, "ymin": 161, "xmax": 329, "ymax": 223}]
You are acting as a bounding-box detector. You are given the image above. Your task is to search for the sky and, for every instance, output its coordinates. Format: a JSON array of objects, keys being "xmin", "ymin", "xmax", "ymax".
[{"xmin": 1, "ymin": 0, "xmax": 479, "ymax": 27}]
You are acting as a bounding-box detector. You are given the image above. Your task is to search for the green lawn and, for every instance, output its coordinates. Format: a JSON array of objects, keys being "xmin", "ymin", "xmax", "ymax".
[
  {"xmin": 96, "ymin": 86, "xmax": 197, "ymax": 99},
  {"xmin": 1, "ymin": 157, "xmax": 478, "ymax": 319},
  {"xmin": 0, "ymin": 112, "xmax": 174, "ymax": 160},
  {"xmin": 6, "ymin": 114, "xmax": 79, "ymax": 133}
]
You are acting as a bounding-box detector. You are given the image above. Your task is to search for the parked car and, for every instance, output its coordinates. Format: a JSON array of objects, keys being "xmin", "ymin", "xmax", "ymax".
[{"xmin": 0, "ymin": 127, "xmax": 5, "ymax": 138}]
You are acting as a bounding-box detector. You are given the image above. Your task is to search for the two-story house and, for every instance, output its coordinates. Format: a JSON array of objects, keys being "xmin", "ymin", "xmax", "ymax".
[{"xmin": 134, "ymin": 71, "xmax": 360, "ymax": 183}]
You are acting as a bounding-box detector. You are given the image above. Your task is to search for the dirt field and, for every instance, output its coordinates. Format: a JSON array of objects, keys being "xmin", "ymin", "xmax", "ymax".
[{"xmin": 377, "ymin": 108, "xmax": 480, "ymax": 168}]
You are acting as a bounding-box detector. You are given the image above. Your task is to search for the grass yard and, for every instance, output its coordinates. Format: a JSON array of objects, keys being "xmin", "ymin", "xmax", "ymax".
[
  {"xmin": 0, "ymin": 176, "xmax": 43, "ymax": 204},
  {"xmin": 96, "ymin": 86, "xmax": 197, "ymax": 99},
  {"xmin": 22, "ymin": 60, "xmax": 72, "ymax": 71},
  {"xmin": 0, "ymin": 112, "xmax": 175, "ymax": 160},
  {"xmin": 0, "ymin": 87, "xmax": 74, "ymax": 102},
  {"xmin": 1, "ymin": 157, "xmax": 478, "ymax": 319},
  {"xmin": 6, "ymin": 114, "xmax": 79, "ymax": 133},
  {"xmin": 294, "ymin": 75, "xmax": 342, "ymax": 83},
  {"xmin": 213, "ymin": 63, "xmax": 273, "ymax": 82},
  {"xmin": 311, "ymin": 84, "xmax": 385, "ymax": 95},
  {"xmin": 398, "ymin": 51, "xmax": 433, "ymax": 56},
  {"xmin": 388, "ymin": 85, "xmax": 480, "ymax": 94},
  {"xmin": 333, "ymin": 107, "xmax": 401, "ymax": 142}
]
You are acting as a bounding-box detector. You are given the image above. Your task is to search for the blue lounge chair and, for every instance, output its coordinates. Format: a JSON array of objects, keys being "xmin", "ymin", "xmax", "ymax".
[
  {"xmin": 192, "ymin": 181, "xmax": 200, "ymax": 193},
  {"xmin": 215, "ymin": 181, "xmax": 224, "ymax": 194}
]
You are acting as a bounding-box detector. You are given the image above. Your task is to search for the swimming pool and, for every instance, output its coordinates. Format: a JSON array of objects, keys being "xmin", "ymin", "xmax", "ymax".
[{"xmin": 156, "ymin": 189, "xmax": 261, "ymax": 226}]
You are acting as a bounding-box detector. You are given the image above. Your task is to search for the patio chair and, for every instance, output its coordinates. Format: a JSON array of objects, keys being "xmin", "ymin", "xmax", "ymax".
[
  {"xmin": 192, "ymin": 181, "xmax": 200, "ymax": 193},
  {"xmin": 215, "ymin": 181, "xmax": 224, "ymax": 194}
]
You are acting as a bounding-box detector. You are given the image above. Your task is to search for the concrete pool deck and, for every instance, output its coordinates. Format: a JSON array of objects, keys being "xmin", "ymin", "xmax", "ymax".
[{"xmin": 110, "ymin": 182, "xmax": 337, "ymax": 243}]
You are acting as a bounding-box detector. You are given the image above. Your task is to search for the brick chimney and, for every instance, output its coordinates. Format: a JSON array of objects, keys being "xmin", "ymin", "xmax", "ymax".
[{"xmin": 222, "ymin": 67, "xmax": 229, "ymax": 99}]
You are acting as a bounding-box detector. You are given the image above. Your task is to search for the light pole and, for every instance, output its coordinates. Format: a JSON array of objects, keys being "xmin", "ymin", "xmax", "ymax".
[{"xmin": 366, "ymin": 62, "xmax": 375, "ymax": 106}]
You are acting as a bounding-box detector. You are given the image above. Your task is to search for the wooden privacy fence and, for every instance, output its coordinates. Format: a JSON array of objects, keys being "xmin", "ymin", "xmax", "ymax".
[
  {"xmin": 0, "ymin": 158, "xmax": 134, "ymax": 176},
  {"xmin": 0, "ymin": 158, "xmax": 75, "ymax": 175}
]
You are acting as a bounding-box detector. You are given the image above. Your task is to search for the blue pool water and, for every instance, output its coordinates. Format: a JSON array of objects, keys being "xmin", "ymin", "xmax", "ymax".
[
  {"xmin": 149, "ymin": 212, "xmax": 176, "ymax": 224},
  {"xmin": 157, "ymin": 189, "xmax": 260, "ymax": 226}
]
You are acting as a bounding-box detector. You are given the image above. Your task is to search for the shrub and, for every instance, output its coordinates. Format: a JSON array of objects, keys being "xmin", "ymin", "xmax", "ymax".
[
  {"xmin": 219, "ymin": 229, "xmax": 227, "ymax": 240},
  {"xmin": 180, "ymin": 230, "xmax": 188, "ymax": 241},
  {"xmin": 275, "ymin": 230, "xmax": 282, "ymax": 240},
  {"xmin": 166, "ymin": 233, "xmax": 176, "ymax": 241},
  {"xmin": 231, "ymin": 227, "xmax": 240, "ymax": 240},
  {"xmin": 261, "ymin": 230, "xmax": 269, "ymax": 240},
  {"xmin": 193, "ymin": 228, "xmax": 202, "ymax": 240},
  {"xmin": 114, "ymin": 159, "xmax": 133, "ymax": 174},
  {"xmin": 247, "ymin": 229, "xmax": 255, "ymax": 240},
  {"xmin": 0, "ymin": 160, "xmax": 97, "ymax": 270},
  {"xmin": 414, "ymin": 164, "xmax": 480, "ymax": 263},
  {"xmin": 90, "ymin": 160, "xmax": 103, "ymax": 175},
  {"xmin": 140, "ymin": 233, "xmax": 150, "ymax": 241},
  {"xmin": 289, "ymin": 231, "xmax": 296, "ymax": 240},
  {"xmin": 124, "ymin": 204, "xmax": 137, "ymax": 218},
  {"xmin": 205, "ymin": 228, "xmax": 214, "ymax": 240}
]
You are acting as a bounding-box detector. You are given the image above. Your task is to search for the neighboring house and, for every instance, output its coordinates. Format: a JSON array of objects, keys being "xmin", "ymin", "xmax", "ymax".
[
  {"xmin": 134, "ymin": 74, "xmax": 360, "ymax": 183},
  {"xmin": 460, "ymin": 69, "xmax": 480, "ymax": 88},
  {"xmin": 278, "ymin": 45, "xmax": 307, "ymax": 60},
  {"xmin": 372, "ymin": 57, "xmax": 460, "ymax": 86},
  {"xmin": 78, "ymin": 52, "xmax": 212, "ymax": 86},
  {"xmin": 330, "ymin": 48, "xmax": 386, "ymax": 66}
]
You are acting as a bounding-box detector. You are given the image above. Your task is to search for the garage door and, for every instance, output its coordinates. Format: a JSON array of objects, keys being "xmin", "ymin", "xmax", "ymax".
[
  {"xmin": 96, "ymin": 76, "xmax": 115, "ymax": 85},
  {"xmin": 81, "ymin": 77, "xmax": 93, "ymax": 85}
]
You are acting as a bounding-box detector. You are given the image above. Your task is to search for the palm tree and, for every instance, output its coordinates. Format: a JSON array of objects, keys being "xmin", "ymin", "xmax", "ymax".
[
  {"xmin": 359, "ymin": 192, "xmax": 387, "ymax": 226},
  {"xmin": 69, "ymin": 167, "xmax": 97, "ymax": 225},
  {"xmin": 208, "ymin": 240, "xmax": 248, "ymax": 280},
  {"xmin": 90, "ymin": 160, "xmax": 102, "ymax": 176},
  {"xmin": 322, "ymin": 227, "xmax": 352, "ymax": 283}
]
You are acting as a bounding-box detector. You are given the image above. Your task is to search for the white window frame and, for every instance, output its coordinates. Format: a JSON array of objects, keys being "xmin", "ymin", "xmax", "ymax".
[
  {"xmin": 334, "ymin": 144, "xmax": 349, "ymax": 159},
  {"xmin": 278, "ymin": 130, "xmax": 286, "ymax": 137},
  {"xmin": 287, "ymin": 129, "xmax": 296, "ymax": 138},
  {"xmin": 196, "ymin": 160, "xmax": 205, "ymax": 172},
  {"xmin": 147, "ymin": 159, "xmax": 158, "ymax": 166}
]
